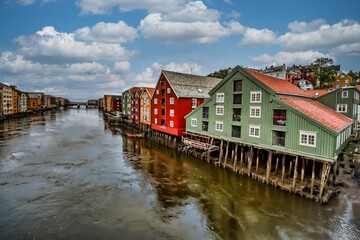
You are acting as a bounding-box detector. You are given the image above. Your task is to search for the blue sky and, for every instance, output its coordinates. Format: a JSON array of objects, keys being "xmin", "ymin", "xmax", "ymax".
[{"xmin": 0, "ymin": 0, "xmax": 359, "ymax": 100}]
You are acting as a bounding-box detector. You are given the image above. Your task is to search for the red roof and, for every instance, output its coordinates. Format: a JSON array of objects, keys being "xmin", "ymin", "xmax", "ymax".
[
  {"xmin": 244, "ymin": 68, "xmax": 310, "ymax": 97},
  {"xmin": 355, "ymin": 86, "xmax": 360, "ymax": 92},
  {"xmin": 146, "ymin": 87, "xmax": 155, "ymax": 97},
  {"xmin": 281, "ymin": 97, "xmax": 352, "ymax": 132},
  {"xmin": 305, "ymin": 89, "xmax": 329, "ymax": 98}
]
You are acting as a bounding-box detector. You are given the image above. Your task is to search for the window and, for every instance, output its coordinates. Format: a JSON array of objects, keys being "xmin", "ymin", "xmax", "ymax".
[
  {"xmin": 232, "ymin": 108, "xmax": 241, "ymax": 121},
  {"xmin": 169, "ymin": 109, "xmax": 174, "ymax": 117},
  {"xmin": 154, "ymin": 98, "xmax": 158, "ymax": 104},
  {"xmin": 337, "ymin": 104, "xmax": 347, "ymax": 113},
  {"xmin": 202, "ymin": 121, "xmax": 208, "ymax": 131},
  {"xmin": 299, "ymin": 131, "xmax": 317, "ymax": 147},
  {"xmin": 161, "ymin": 109, "xmax": 165, "ymax": 115},
  {"xmin": 192, "ymin": 99, "xmax": 197, "ymax": 108},
  {"xmin": 170, "ymin": 121, "xmax": 174, "ymax": 127},
  {"xmin": 249, "ymin": 125, "xmax": 260, "ymax": 138},
  {"xmin": 202, "ymin": 107, "xmax": 209, "ymax": 119},
  {"xmin": 216, "ymin": 93, "xmax": 224, "ymax": 103},
  {"xmin": 154, "ymin": 108, "xmax": 158, "ymax": 115},
  {"xmin": 342, "ymin": 91, "xmax": 348, "ymax": 98},
  {"xmin": 161, "ymin": 89, "xmax": 165, "ymax": 96},
  {"xmin": 216, "ymin": 106, "xmax": 224, "ymax": 115},
  {"xmin": 250, "ymin": 106, "xmax": 261, "ymax": 118},
  {"xmin": 170, "ymin": 97, "xmax": 174, "ymax": 104},
  {"xmin": 233, "ymin": 94, "xmax": 242, "ymax": 104},
  {"xmin": 154, "ymin": 118, "xmax": 158, "ymax": 124},
  {"xmin": 233, "ymin": 80, "xmax": 242, "ymax": 92},
  {"xmin": 250, "ymin": 91, "xmax": 261, "ymax": 103},
  {"xmin": 232, "ymin": 126, "xmax": 241, "ymax": 138},
  {"xmin": 167, "ymin": 88, "xmax": 171, "ymax": 94},
  {"xmin": 215, "ymin": 121, "xmax": 223, "ymax": 131},
  {"xmin": 161, "ymin": 119, "xmax": 166, "ymax": 126},
  {"xmin": 273, "ymin": 131, "xmax": 285, "ymax": 147},
  {"xmin": 273, "ymin": 110, "xmax": 286, "ymax": 126},
  {"xmin": 191, "ymin": 118, "xmax": 197, "ymax": 127},
  {"xmin": 156, "ymin": 89, "xmax": 159, "ymax": 95},
  {"xmin": 161, "ymin": 98, "xmax": 165, "ymax": 106}
]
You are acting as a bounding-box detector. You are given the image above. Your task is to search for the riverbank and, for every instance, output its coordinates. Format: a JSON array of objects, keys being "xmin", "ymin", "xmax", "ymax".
[{"xmin": 0, "ymin": 107, "xmax": 63, "ymax": 122}]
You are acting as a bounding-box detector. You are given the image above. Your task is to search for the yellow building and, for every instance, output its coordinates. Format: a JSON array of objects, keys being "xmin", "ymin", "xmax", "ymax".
[
  {"xmin": 11, "ymin": 88, "xmax": 19, "ymax": 114},
  {"xmin": 28, "ymin": 93, "xmax": 43, "ymax": 110},
  {"xmin": 334, "ymin": 72, "xmax": 353, "ymax": 88},
  {"xmin": 140, "ymin": 88, "xmax": 154, "ymax": 129}
]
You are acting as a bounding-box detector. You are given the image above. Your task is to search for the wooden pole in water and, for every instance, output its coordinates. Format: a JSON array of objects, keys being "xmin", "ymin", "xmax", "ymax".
[
  {"xmin": 231, "ymin": 144, "xmax": 235, "ymax": 167},
  {"xmin": 240, "ymin": 146, "xmax": 244, "ymax": 168},
  {"xmin": 319, "ymin": 162, "xmax": 330, "ymax": 199},
  {"xmin": 301, "ymin": 158, "xmax": 305, "ymax": 186},
  {"xmin": 292, "ymin": 156, "xmax": 298, "ymax": 192},
  {"xmin": 266, "ymin": 150, "xmax": 272, "ymax": 184},
  {"xmin": 207, "ymin": 137, "xmax": 214, "ymax": 163},
  {"xmin": 281, "ymin": 155, "xmax": 285, "ymax": 185},
  {"xmin": 289, "ymin": 160, "xmax": 293, "ymax": 178},
  {"xmin": 223, "ymin": 141, "xmax": 229, "ymax": 168},
  {"xmin": 275, "ymin": 156, "xmax": 279, "ymax": 175},
  {"xmin": 218, "ymin": 139, "xmax": 224, "ymax": 165},
  {"xmin": 233, "ymin": 143, "xmax": 239, "ymax": 171},
  {"xmin": 311, "ymin": 160, "xmax": 315, "ymax": 195},
  {"xmin": 247, "ymin": 146, "xmax": 253, "ymax": 176},
  {"xmin": 255, "ymin": 149, "xmax": 260, "ymax": 174}
]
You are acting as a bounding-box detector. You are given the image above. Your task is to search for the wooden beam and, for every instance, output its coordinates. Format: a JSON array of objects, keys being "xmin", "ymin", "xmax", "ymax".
[
  {"xmin": 233, "ymin": 143, "xmax": 239, "ymax": 171},
  {"xmin": 300, "ymin": 158, "xmax": 305, "ymax": 186},
  {"xmin": 289, "ymin": 160, "xmax": 293, "ymax": 178},
  {"xmin": 207, "ymin": 137, "xmax": 214, "ymax": 163},
  {"xmin": 311, "ymin": 160, "xmax": 315, "ymax": 195},
  {"xmin": 275, "ymin": 156, "xmax": 279, "ymax": 175},
  {"xmin": 281, "ymin": 155, "xmax": 285, "ymax": 185},
  {"xmin": 218, "ymin": 139, "xmax": 224, "ymax": 165},
  {"xmin": 292, "ymin": 156, "xmax": 298, "ymax": 191},
  {"xmin": 240, "ymin": 146, "xmax": 244, "ymax": 168},
  {"xmin": 223, "ymin": 141, "xmax": 229, "ymax": 168},
  {"xmin": 255, "ymin": 149, "xmax": 260, "ymax": 174},
  {"xmin": 247, "ymin": 146, "xmax": 253, "ymax": 176},
  {"xmin": 319, "ymin": 162, "xmax": 331, "ymax": 199},
  {"xmin": 266, "ymin": 150, "xmax": 272, "ymax": 184}
]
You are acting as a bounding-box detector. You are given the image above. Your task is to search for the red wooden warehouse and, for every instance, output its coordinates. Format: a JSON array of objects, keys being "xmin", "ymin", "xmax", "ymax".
[{"xmin": 151, "ymin": 70, "xmax": 221, "ymax": 136}]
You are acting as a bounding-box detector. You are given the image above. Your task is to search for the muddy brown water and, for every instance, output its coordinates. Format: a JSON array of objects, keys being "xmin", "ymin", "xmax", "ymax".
[{"xmin": 0, "ymin": 109, "xmax": 359, "ymax": 239}]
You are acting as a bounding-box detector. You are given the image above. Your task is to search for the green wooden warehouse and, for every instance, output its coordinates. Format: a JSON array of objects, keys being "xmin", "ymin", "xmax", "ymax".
[{"xmin": 184, "ymin": 66, "xmax": 353, "ymax": 202}]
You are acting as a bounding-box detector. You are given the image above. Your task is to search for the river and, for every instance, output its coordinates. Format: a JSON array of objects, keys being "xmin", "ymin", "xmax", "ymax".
[{"xmin": 0, "ymin": 109, "xmax": 359, "ymax": 240}]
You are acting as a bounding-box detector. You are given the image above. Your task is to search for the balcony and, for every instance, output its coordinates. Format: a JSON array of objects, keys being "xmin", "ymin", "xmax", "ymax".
[{"xmin": 273, "ymin": 110, "xmax": 286, "ymax": 126}]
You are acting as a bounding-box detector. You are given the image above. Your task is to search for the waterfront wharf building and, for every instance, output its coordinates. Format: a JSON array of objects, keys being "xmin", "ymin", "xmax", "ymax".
[
  {"xmin": 104, "ymin": 95, "xmax": 122, "ymax": 114},
  {"xmin": 19, "ymin": 92, "xmax": 28, "ymax": 112},
  {"xmin": 27, "ymin": 92, "xmax": 44, "ymax": 110},
  {"xmin": 139, "ymin": 87, "xmax": 155, "ymax": 130},
  {"xmin": 131, "ymin": 88, "xmax": 144, "ymax": 125},
  {"xmin": 122, "ymin": 87, "xmax": 140, "ymax": 120},
  {"xmin": 0, "ymin": 83, "xmax": 13, "ymax": 115},
  {"xmin": 184, "ymin": 66, "xmax": 353, "ymax": 202},
  {"xmin": 151, "ymin": 70, "xmax": 222, "ymax": 137}
]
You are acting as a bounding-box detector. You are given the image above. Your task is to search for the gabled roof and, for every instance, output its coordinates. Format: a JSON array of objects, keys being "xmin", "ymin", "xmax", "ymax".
[
  {"xmin": 244, "ymin": 68, "xmax": 311, "ymax": 97},
  {"xmin": 280, "ymin": 97, "xmax": 352, "ymax": 132},
  {"xmin": 305, "ymin": 89, "xmax": 329, "ymax": 98},
  {"xmin": 162, "ymin": 70, "xmax": 222, "ymax": 98},
  {"xmin": 144, "ymin": 87, "xmax": 155, "ymax": 97}
]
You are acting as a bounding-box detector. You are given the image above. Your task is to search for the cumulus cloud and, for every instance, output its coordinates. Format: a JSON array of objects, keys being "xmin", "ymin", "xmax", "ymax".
[
  {"xmin": 75, "ymin": 21, "xmax": 137, "ymax": 43},
  {"xmin": 15, "ymin": 26, "xmax": 136, "ymax": 63},
  {"xmin": 113, "ymin": 61, "xmax": 131, "ymax": 74},
  {"xmin": 251, "ymin": 51, "xmax": 334, "ymax": 66},
  {"xmin": 75, "ymin": 0, "xmax": 184, "ymax": 15},
  {"xmin": 239, "ymin": 27, "xmax": 277, "ymax": 47},
  {"xmin": 278, "ymin": 19, "xmax": 360, "ymax": 51}
]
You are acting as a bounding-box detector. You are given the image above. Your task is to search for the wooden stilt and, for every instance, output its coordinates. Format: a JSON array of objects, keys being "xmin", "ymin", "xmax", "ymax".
[
  {"xmin": 319, "ymin": 162, "xmax": 331, "ymax": 200},
  {"xmin": 240, "ymin": 146, "xmax": 244, "ymax": 167},
  {"xmin": 292, "ymin": 156, "xmax": 298, "ymax": 191},
  {"xmin": 207, "ymin": 137, "xmax": 214, "ymax": 163},
  {"xmin": 255, "ymin": 149, "xmax": 260, "ymax": 174},
  {"xmin": 311, "ymin": 160, "xmax": 315, "ymax": 195},
  {"xmin": 218, "ymin": 140, "xmax": 224, "ymax": 165},
  {"xmin": 247, "ymin": 146, "xmax": 253, "ymax": 176},
  {"xmin": 275, "ymin": 156, "xmax": 279, "ymax": 175},
  {"xmin": 300, "ymin": 158, "xmax": 305, "ymax": 186},
  {"xmin": 333, "ymin": 159, "xmax": 338, "ymax": 183},
  {"xmin": 233, "ymin": 143, "xmax": 239, "ymax": 171},
  {"xmin": 231, "ymin": 144, "xmax": 235, "ymax": 167},
  {"xmin": 266, "ymin": 150, "xmax": 272, "ymax": 184},
  {"xmin": 289, "ymin": 160, "xmax": 293, "ymax": 178},
  {"xmin": 223, "ymin": 141, "xmax": 229, "ymax": 168},
  {"xmin": 281, "ymin": 155, "xmax": 285, "ymax": 185}
]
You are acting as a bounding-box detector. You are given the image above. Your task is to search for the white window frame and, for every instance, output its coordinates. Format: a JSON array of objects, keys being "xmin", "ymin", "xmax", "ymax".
[
  {"xmin": 154, "ymin": 108, "xmax": 158, "ymax": 115},
  {"xmin": 337, "ymin": 104, "xmax": 347, "ymax": 113},
  {"xmin": 156, "ymin": 89, "xmax": 159, "ymax": 95},
  {"xmin": 216, "ymin": 106, "xmax": 224, "ymax": 115},
  {"xmin": 250, "ymin": 106, "xmax": 261, "ymax": 118},
  {"xmin": 215, "ymin": 121, "xmax": 223, "ymax": 132},
  {"xmin": 154, "ymin": 118, "xmax": 158, "ymax": 124},
  {"xmin": 299, "ymin": 131, "xmax": 317, "ymax": 147},
  {"xmin": 250, "ymin": 91, "xmax": 262, "ymax": 103},
  {"xmin": 154, "ymin": 98, "xmax": 158, "ymax": 104},
  {"xmin": 342, "ymin": 91, "xmax": 348, "ymax": 98},
  {"xmin": 192, "ymin": 98, "xmax": 197, "ymax": 108},
  {"xmin": 169, "ymin": 109, "xmax": 174, "ymax": 117},
  {"xmin": 167, "ymin": 88, "xmax": 171, "ymax": 94},
  {"xmin": 170, "ymin": 120, "xmax": 174, "ymax": 128},
  {"xmin": 249, "ymin": 125, "xmax": 260, "ymax": 138},
  {"xmin": 170, "ymin": 97, "xmax": 174, "ymax": 104},
  {"xmin": 191, "ymin": 118, "xmax": 197, "ymax": 127},
  {"xmin": 216, "ymin": 93, "xmax": 224, "ymax": 103}
]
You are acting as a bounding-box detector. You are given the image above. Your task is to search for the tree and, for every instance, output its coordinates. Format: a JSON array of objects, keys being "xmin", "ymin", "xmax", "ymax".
[
  {"xmin": 312, "ymin": 57, "xmax": 336, "ymax": 88},
  {"xmin": 207, "ymin": 67, "xmax": 232, "ymax": 79}
]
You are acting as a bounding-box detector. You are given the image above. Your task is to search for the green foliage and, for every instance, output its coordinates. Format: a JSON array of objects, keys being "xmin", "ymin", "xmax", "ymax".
[
  {"xmin": 312, "ymin": 57, "xmax": 336, "ymax": 88},
  {"xmin": 207, "ymin": 67, "xmax": 232, "ymax": 79}
]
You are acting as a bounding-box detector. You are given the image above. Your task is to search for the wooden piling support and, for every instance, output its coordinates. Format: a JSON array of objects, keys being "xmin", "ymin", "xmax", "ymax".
[
  {"xmin": 207, "ymin": 137, "xmax": 214, "ymax": 163},
  {"xmin": 223, "ymin": 141, "xmax": 229, "ymax": 168},
  {"xmin": 218, "ymin": 140, "xmax": 224, "ymax": 165},
  {"xmin": 311, "ymin": 160, "xmax": 315, "ymax": 195},
  {"xmin": 289, "ymin": 160, "xmax": 293, "ymax": 178},
  {"xmin": 232, "ymin": 143, "xmax": 239, "ymax": 171},
  {"xmin": 292, "ymin": 156, "xmax": 298, "ymax": 191},
  {"xmin": 255, "ymin": 149, "xmax": 260, "ymax": 174},
  {"xmin": 266, "ymin": 150, "xmax": 272, "ymax": 184},
  {"xmin": 319, "ymin": 162, "xmax": 331, "ymax": 200},
  {"xmin": 240, "ymin": 146, "xmax": 244, "ymax": 167},
  {"xmin": 300, "ymin": 158, "xmax": 305, "ymax": 186},
  {"xmin": 281, "ymin": 155, "xmax": 285, "ymax": 185},
  {"xmin": 247, "ymin": 146, "xmax": 253, "ymax": 176},
  {"xmin": 275, "ymin": 156, "xmax": 279, "ymax": 175}
]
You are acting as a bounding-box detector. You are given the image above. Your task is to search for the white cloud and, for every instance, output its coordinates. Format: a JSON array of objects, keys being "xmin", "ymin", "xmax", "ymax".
[
  {"xmin": 330, "ymin": 43, "xmax": 360, "ymax": 56},
  {"xmin": 278, "ymin": 19, "xmax": 360, "ymax": 51},
  {"xmin": 113, "ymin": 61, "xmax": 131, "ymax": 73},
  {"xmin": 17, "ymin": 0, "xmax": 35, "ymax": 5},
  {"xmin": 75, "ymin": 0, "xmax": 184, "ymax": 15},
  {"xmin": 240, "ymin": 27, "xmax": 277, "ymax": 47},
  {"xmin": 251, "ymin": 51, "xmax": 334, "ymax": 66},
  {"xmin": 15, "ymin": 26, "xmax": 136, "ymax": 63},
  {"xmin": 75, "ymin": 21, "xmax": 138, "ymax": 43}
]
